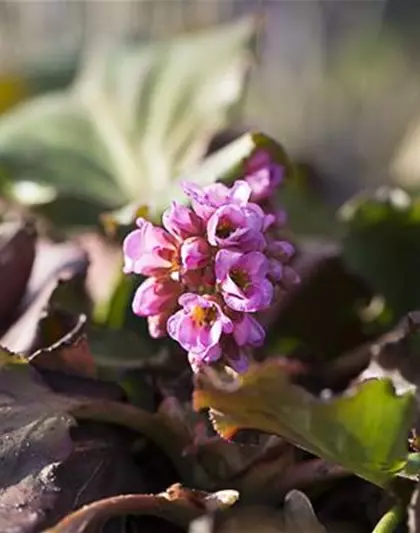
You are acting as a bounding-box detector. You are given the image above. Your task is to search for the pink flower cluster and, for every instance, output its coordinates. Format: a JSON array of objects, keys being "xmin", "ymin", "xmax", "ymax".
[{"xmin": 122, "ymin": 151, "xmax": 299, "ymax": 373}]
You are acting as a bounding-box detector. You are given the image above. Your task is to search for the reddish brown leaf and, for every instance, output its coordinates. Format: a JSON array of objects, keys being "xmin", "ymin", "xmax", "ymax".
[
  {"xmin": 0, "ymin": 220, "xmax": 36, "ymax": 330},
  {"xmin": 1, "ymin": 240, "xmax": 88, "ymax": 353},
  {"xmin": 30, "ymin": 311, "xmax": 96, "ymax": 378}
]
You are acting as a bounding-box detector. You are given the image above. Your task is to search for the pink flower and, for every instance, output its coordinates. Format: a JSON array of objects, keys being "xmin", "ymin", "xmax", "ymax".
[
  {"xmin": 280, "ymin": 266, "xmax": 301, "ymax": 289},
  {"xmin": 167, "ymin": 293, "xmax": 233, "ymax": 359},
  {"xmin": 268, "ymin": 259, "xmax": 283, "ymax": 282},
  {"xmin": 188, "ymin": 344, "xmax": 224, "ymax": 373},
  {"xmin": 122, "ymin": 173, "xmax": 299, "ymax": 375},
  {"xmin": 123, "ymin": 218, "xmax": 178, "ymax": 277},
  {"xmin": 207, "ymin": 203, "xmax": 266, "ymax": 250},
  {"xmin": 265, "ymin": 241, "xmax": 296, "ymax": 282},
  {"xmin": 162, "ymin": 202, "xmax": 203, "ymax": 240},
  {"xmin": 245, "ymin": 150, "xmax": 284, "ymax": 203},
  {"xmin": 180, "ymin": 237, "xmax": 211, "ymax": 270},
  {"xmin": 215, "ymin": 249, "xmax": 273, "ymax": 312},
  {"xmin": 274, "ymin": 209, "xmax": 288, "ymax": 227},
  {"xmin": 233, "ymin": 314, "xmax": 265, "ymax": 347},
  {"xmin": 182, "ymin": 180, "xmax": 251, "ymax": 221},
  {"xmin": 181, "ymin": 267, "xmax": 215, "ymax": 292},
  {"xmin": 268, "ymin": 240, "xmax": 295, "ymax": 261},
  {"xmin": 147, "ymin": 313, "xmax": 171, "ymax": 339},
  {"xmin": 132, "ymin": 277, "xmax": 181, "ymax": 317}
]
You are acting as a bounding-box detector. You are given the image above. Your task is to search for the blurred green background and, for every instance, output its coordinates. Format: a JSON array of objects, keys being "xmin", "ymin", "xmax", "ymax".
[{"xmin": 1, "ymin": 0, "xmax": 420, "ymax": 207}]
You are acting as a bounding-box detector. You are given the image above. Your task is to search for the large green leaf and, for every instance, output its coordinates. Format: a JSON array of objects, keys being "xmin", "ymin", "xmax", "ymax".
[
  {"xmin": 193, "ymin": 360, "xmax": 415, "ymax": 487},
  {"xmin": 0, "ymin": 19, "xmax": 256, "ymax": 226},
  {"xmin": 339, "ymin": 186, "xmax": 420, "ymax": 318}
]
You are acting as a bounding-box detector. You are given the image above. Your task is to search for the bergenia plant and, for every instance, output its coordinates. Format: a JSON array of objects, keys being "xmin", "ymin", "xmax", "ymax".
[{"xmin": 122, "ymin": 150, "xmax": 299, "ymax": 373}]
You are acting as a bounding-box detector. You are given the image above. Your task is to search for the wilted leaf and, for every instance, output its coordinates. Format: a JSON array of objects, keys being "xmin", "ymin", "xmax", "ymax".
[
  {"xmin": 0, "ymin": 348, "xmax": 75, "ymax": 532},
  {"xmin": 45, "ymin": 484, "xmax": 239, "ymax": 533},
  {"xmin": 0, "ymin": 19, "xmax": 256, "ymax": 226},
  {"xmin": 340, "ymin": 186, "xmax": 420, "ymax": 318},
  {"xmin": 193, "ymin": 361, "xmax": 414, "ymax": 487},
  {"xmin": 0, "ymin": 220, "xmax": 36, "ymax": 330}
]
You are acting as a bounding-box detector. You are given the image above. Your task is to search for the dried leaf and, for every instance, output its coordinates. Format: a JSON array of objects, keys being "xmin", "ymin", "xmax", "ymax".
[
  {"xmin": 30, "ymin": 311, "xmax": 96, "ymax": 378},
  {"xmin": 0, "ymin": 220, "xmax": 36, "ymax": 329},
  {"xmin": 0, "ymin": 348, "xmax": 75, "ymax": 532},
  {"xmin": 1, "ymin": 240, "xmax": 88, "ymax": 353}
]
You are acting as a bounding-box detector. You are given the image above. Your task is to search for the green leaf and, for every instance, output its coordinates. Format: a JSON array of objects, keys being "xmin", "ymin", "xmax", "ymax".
[
  {"xmin": 193, "ymin": 361, "xmax": 415, "ymax": 487},
  {"xmin": 88, "ymin": 325, "xmax": 147, "ymax": 369},
  {"xmin": 0, "ymin": 19, "xmax": 256, "ymax": 227},
  {"xmin": 340, "ymin": 187, "xmax": 420, "ymax": 317}
]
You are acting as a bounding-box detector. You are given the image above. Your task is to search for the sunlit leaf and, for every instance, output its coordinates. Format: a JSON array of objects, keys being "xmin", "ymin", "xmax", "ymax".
[{"xmin": 193, "ymin": 360, "xmax": 414, "ymax": 487}]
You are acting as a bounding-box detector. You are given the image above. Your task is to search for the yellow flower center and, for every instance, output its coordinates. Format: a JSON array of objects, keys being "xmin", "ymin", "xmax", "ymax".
[{"xmin": 191, "ymin": 305, "xmax": 217, "ymax": 327}]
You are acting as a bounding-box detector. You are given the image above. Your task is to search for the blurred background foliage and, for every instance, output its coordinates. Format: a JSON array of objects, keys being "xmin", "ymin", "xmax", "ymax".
[
  {"xmin": 0, "ymin": 0, "xmax": 420, "ymax": 204},
  {"xmin": 0, "ymin": 0, "xmax": 420, "ymax": 347},
  {"xmin": 0, "ymin": 0, "xmax": 419, "ymax": 200}
]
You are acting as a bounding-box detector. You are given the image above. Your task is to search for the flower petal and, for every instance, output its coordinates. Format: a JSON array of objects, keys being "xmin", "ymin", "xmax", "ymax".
[{"xmin": 215, "ymin": 249, "xmax": 242, "ymax": 282}]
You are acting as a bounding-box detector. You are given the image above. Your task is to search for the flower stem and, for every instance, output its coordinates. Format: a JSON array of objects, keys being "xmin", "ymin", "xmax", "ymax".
[
  {"xmin": 70, "ymin": 398, "xmax": 211, "ymax": 489},
  {"xmin": 44, "ymin": 492, "xmax": 201, "ymax": 532},
  {"xmin": 372, "ymin": 505, "xmax": 403, "ymax": 533}
]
